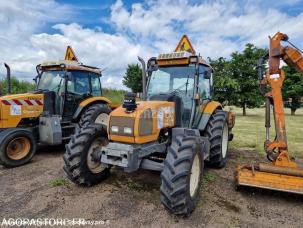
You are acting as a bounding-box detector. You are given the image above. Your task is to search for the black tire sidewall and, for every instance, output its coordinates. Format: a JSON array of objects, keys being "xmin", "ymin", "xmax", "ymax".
[{"xmin": 0, "ymin": 130, "xmax": 36, "ymax": 168}]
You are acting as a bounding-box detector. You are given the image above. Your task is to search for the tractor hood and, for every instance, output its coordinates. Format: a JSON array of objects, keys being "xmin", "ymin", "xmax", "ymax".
[
  {"xmin": 0, "ymin": 93, "xmax": 43, "ymax": 104},
  {"xmin": 108, "ymin": 101, "xmax": 175, "ymax": 144},
  {"xmin": 0, "ymin": 93, "xmax": 44, "ymax": 128}
]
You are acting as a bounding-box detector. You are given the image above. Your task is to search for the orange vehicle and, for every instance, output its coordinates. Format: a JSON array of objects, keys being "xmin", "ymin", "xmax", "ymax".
[
  {"xmin": 0, "ymin": 47, "xmax": 116, "ymax": 168},
  {"xmin": 236, "ymin": 32, "xmax": 303, "ymax": 194},
  {"xmin": 64, "ymin": 35, "xmax": 235, "ymax": 215}
]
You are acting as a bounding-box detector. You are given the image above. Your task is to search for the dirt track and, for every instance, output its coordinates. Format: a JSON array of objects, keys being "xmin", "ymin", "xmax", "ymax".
[{"xmin": 1, "ymin": 146, "xmax": 303, "ymax": 227}]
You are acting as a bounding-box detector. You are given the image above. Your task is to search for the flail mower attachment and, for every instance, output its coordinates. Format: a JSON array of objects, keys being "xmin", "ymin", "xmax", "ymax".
[{"xmin": 236, "ymin": 152, "xmax": 303, "ymax": 194}]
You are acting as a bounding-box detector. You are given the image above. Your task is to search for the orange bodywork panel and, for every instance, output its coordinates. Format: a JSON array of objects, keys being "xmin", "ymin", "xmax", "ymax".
[
  {"xmin": 200, "ymin": 101, "xmax": 222, "ymax": 114},
  {"xmin": 0, "ymin": 93, "xmax": 44, "ymax": 128},
  {"xmin": 157, "ymin": 58, "xmax": 189, "ymax": 66},
  {"xmin": 108, "ymin": 101, "xmax": 175, "ymax": 144},
  {"xmin": 79, "ymin": 97, "xmax": 112, "ymax": 107}
]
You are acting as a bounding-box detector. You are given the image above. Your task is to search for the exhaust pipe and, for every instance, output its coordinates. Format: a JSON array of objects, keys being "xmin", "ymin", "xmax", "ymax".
[
  {"xmin": 4, "ymin": 63, "xmax": 11, "ymax": 94},
  {"xmin": 138, "ymin": 56, "xmax": 147, "ymax": 101}
]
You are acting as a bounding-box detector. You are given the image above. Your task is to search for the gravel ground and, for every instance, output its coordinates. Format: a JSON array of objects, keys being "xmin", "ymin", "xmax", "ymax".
[{"xmin": 0, "ymin": 145, "xmax": 303, "ymax": 228}]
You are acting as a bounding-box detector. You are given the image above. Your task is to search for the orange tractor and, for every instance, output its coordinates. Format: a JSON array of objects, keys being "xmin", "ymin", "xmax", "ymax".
[
  {"xmin": 0, "ymin": 47, "xmax": 115, "ymax": 168},
  {"xmin": 64, "ymin": 35, "xmax": 235, "ymax": 215},
  {"xmin": 236, "ymin": 32, "xmax": 303, "ymax": 194}
]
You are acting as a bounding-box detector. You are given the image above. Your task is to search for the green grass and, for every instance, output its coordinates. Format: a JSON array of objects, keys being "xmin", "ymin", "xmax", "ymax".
[
  {"xmin": 48, "ymin": 178, "xmax": 69, "ymax": 187},
  {"xmin": 204, "ymin": 171, "xmax": 218, "ymax": 183},
  {"xmin": 228, "ymin": 106, "xmax": 303, "ymax": 159},
  {"xmin": 103, "ymin": 88, "xmax": 126, "ymax": 104}
]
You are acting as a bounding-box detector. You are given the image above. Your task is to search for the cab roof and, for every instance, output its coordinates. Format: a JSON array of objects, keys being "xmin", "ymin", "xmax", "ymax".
[{"xmin": 39, "ymin": 60, "xmax": 101, "ymax": 75}]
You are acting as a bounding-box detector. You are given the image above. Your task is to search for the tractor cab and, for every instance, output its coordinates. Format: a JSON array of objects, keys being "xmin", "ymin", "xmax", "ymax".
[
  {"xmin": 36, "ymin": 60, "xmax": 103, "ymax": 121},
  {"xmin": 146, "ymin": 51, "xmax": 213, "ymax": 128}
]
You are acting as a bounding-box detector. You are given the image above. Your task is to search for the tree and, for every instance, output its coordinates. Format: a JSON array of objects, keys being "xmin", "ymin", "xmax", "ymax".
[
  {"xmin": 208, "ymin": 57, "xmax": 238, "ymax": 105},
  {"xmin": 282, "ymin": 66, "xmax": 303, "ymax": 115},
  {"xmin": 0, "ymin": 77, "xmax": 36, "ymax": 95},
  {"xmin": 122, "ymin": 64, "xmax": 142, "ymax": 93},
  {"xmin": 229, "ymin": 44, "xmax": 267, "ymax": 115}
]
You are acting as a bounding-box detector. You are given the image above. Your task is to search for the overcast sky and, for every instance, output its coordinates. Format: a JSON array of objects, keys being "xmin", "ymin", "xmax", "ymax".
[{"xmin": 0, "ymin": 0, "xmax": 303, "ymax": 89}]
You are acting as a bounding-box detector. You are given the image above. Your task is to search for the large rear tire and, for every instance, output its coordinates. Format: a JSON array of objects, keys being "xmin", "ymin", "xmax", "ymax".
[
  {"xmin": 0, "ymin": 129, "xmax": 36, "ymax": 168},
  {"xmin": 63, "ymin": 124, "xmax": 110, "ymax": 186},
  {"xmin": 205, "ymin": 110, "xmax": 229, "ymax": 168},
  {"xmin": 79, "ymin": 104, "xmax": 111, "ymax": 129},
  {"xmin": 160, "ymin": 135, "xmax": 203, "ymax": 216}
]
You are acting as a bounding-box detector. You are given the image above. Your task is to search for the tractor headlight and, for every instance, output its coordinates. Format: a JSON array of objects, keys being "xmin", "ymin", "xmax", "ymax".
[
  {"xmin": 123, "ymin": 127, "xmax": 132, "ymax": 135},
  {"xmin": 111, "ymin": 126, "xmax": 119, "ymax": 133}
]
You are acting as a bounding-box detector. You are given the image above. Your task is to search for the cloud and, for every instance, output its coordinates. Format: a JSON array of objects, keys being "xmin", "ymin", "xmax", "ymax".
[
  {"xmin": 0, "ymin": 0, "xmax": 303, "ymax": 89},
  {"xmin": 30, "ymin": 23, "xmax": 149, "ymax": 88}
]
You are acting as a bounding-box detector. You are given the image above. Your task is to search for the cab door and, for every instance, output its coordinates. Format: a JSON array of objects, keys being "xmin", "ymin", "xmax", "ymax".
[{"xmin": 63, "ymin": 71, "xmax": 91, "ymax": 120}]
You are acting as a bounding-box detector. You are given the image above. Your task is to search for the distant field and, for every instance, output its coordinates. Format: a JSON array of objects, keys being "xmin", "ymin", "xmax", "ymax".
[
  {"xmin": 228, "ymin": 106, "xmax": 303, "ymax": 159},
  {"xmin": 103, "ymin": 88, "xmax": 126, "ymax": 104}
]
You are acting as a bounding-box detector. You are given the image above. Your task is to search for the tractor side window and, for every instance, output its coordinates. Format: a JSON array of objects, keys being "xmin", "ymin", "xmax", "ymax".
[
  {"xmin": 199, "ymin": 66, "xmax": 212, "ymax": 100},
  {"xmin": 67, "ymin": 71, "xmax": 90, "ymax": 95},
  {"xmin": 90, "ymin": 73, "xmax": 102, "ymax": 96}
]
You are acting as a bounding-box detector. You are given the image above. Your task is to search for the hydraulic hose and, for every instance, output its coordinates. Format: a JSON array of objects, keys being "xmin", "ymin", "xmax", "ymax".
[{"xmin": 257, "ymin": 53, "xmax": 269, "ymax": 96}]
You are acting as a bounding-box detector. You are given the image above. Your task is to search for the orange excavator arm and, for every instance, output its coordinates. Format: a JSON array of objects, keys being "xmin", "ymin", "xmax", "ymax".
[
  {"xmin": 261, "ymin": 32, "xmax": 303, "ymax": 159},
  {"xmin": 236, "ymin": 32, "xmax": 303, "ymax": 195},
  {"xmin": 268, "ymin": 32, "xmax": 303, "ymax": 75}
]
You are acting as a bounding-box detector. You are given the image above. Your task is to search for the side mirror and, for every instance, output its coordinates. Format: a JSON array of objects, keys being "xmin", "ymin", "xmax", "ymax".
[
  {"xmin": 204, "ymin": 67, "xmax": 212, "ymax": 79},
  {"xmin": 33, "ymin": 74, "xmax": 40, "ymax": 85},
  {"xmin": 65, "ymin": 72, "xmax": 72, "ymax": 80}
]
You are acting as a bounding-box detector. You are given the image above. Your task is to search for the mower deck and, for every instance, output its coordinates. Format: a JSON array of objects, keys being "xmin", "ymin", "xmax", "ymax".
[{"xmin": 236, "ymin": 164, "xmax": 303, "ymax": 195}]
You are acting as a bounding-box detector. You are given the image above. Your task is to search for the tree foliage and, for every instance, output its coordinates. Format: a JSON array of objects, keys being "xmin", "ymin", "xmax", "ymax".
[
  {"xmin": 208, "ymin": 57, "xmax": 238, "ymax": 105},
  {"xmin": 0, "ymin": 77, "xmax": 36, "ymax": 95},
  {"xmin": 282, "ymin": 65, "xmax": 303, "ymax": 115},
  {"xmin": 228, "ymin": 44, "xmax": 267, "ymax": 115},
  {"xmin": 210, "ymin": 44, "xmax": 267, "ymax": 115},
  {"xmin": 122, "ymin": 64, "xmax": 142, "ymax": 93}
]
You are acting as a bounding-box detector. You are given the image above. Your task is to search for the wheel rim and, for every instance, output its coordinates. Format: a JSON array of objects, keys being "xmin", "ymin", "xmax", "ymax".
[
  {"xmin": 189, "ymin": 153, "xmax": 201, "ymax": 197},
  {"xmin": 87, "ymin": 138, "xmax": 108, "ymax": 174},
  {"xmin": 95, "ymin": 113, "xmax": 109, "ymax": 127},
  {"xmin": 222, "ymin": 122, "xmax": 228, "ymax": 159},
  {"xmin": 7, "ymin": 137, "xmax": 31, "ymax": 160}
]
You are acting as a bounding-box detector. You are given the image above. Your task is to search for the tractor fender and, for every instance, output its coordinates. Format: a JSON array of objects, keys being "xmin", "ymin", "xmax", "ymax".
[
  {"xmin": 73, "ymin": 97, "xmax": 111, "ymax": 121},
  {"xmin": 196, "ymin": 101, "xmax": 224, "ymax": 132}
]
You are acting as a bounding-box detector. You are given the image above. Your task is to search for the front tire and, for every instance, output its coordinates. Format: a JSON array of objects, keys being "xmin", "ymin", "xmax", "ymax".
[
  {"xmin": 0, "ymin": 129, "xmax": 36, "ymax": 168},
  {"xmin": 160, "ymin": 135, "xmax": 204, "ymax": 216},
  {"xmin": 205, "ymin": 110, "xmax": 229, "ymax": 168},
  {"xmin": 63, "ymin": 124, "xmax": 110, "ymax": 186}
]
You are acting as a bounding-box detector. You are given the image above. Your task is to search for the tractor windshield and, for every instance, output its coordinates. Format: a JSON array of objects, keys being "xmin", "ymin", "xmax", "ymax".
[
  {"xmin": 147, "ymin": 65, "xmax": 196, "ymax": 127},
  {"xmin": 38, "ymin": 70, "xmax": 64, "ymax": 93},
  {"xmin": 147, "ymin": 66, "xmax": 195, "ymax": 98}
]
